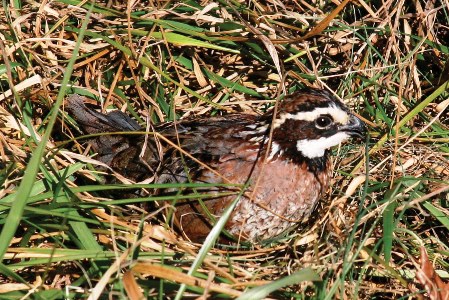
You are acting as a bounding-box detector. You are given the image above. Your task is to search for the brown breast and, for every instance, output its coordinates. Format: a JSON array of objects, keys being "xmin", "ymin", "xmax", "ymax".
[{"xmin": 172, "ymin": 145, "xmax": 332, "ymax": 242}]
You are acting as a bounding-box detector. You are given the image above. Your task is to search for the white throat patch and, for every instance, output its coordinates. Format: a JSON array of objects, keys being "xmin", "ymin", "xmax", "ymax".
[
  {"xmin": 296, "ymin": 132, "xmax": 350, "ymax": 158},
  {"xmin": 274, "ymin": 105, "xmax": 349, "ymax": 128}
]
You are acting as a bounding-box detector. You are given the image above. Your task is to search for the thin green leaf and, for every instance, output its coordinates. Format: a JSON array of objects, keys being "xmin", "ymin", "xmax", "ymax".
[
  {"xmin": 355, "ymin": 79, "xmax": 449, "ymax": 166},
  {"xmin": 0, "ymin": 6, "xmax": 93, "ymax": 260},
  {"xmin": 131, "ymin": 30, "xmax": 240, "ymax": 54},
  {"xmin": 237, "ymin": 268, "xmax": 321, "ymax": 300},
  {"xmin": 203, "ymin": 68, "xmax": 261, "ymax": 97},
  {"xmin": 422, "ymin": 201, "xmax": 449, "ymax": 231},
  {"xmin": 174, "ymin": 182, "xmax": 250, "ymax": 300},
  {"xmin": 383, "ymin": 184, "xmax": 401, "ymax": 265},
  {"xmin": 0, "ymin": 163, "xmax": 84, "ymax": 210}
]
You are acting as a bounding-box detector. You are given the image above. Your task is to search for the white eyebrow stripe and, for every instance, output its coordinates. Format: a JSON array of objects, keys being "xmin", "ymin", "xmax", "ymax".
[{"xmin": 273, "ymin": 105, "xmax": 349, "ymax": 128}]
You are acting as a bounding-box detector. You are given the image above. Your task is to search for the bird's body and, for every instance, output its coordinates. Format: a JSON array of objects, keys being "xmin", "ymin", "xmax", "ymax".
[{"xmin": 67, "ymin": 89, "xmax": 365, "ymax": 242}]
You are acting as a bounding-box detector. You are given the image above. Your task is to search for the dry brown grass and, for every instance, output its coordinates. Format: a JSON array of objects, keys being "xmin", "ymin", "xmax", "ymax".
[{"xmin": 0, "ymin": 0, "xmax": 449, "ymax": 299}]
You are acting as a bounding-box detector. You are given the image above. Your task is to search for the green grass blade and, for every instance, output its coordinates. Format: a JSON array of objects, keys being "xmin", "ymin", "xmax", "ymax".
[
  {"xmin": 0, "ymin": 262, "xmax": 28, "ymax": 284},
  {"xmin": 236, "ymin": 268, "xmax": 321, "ymax": 300},
  {"xmin": 352, "ymin": 79, "xmax": 449, "ymax": 172},
  {"xmin": 382, "ymin": 186, "xmax": 400, "ymax": 265},
  {"xmin": 0, "ymin": 6, "xmax": 92, "ymax": 260},
  {"xmin": 130, "ymin": 30, "xmax": 240, "ymax": 54},
  {"xmin": 422, "ymin": 201, "xmax": 449, "ymax": 230},
  {"xmin": 174, "ymin": 182, "xmax": 250, "ymax": 300},
  {"xmin": 0, "ymin": 163, "xmax": 85, "ymax": 211}
]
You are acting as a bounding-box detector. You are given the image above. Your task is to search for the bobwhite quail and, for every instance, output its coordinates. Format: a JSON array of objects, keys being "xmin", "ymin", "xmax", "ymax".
[{"xmin": 66, "ymin": 88, "xmax": 365, "ymax": 242}]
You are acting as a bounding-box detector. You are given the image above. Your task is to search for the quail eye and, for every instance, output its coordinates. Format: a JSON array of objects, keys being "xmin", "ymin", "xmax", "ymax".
[{"xmin": 315, "ymin": 115, "xmax": 333, "ymax": 129}]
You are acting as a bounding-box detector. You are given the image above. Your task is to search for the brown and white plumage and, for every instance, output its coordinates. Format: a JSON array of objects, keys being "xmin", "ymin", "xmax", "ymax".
[{"xmin": 66, "ymin": 88, "xmax": 365, "ymax": 242}]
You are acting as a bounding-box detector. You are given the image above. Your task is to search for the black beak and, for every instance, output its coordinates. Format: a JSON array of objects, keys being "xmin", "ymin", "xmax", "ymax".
[{"xmin": 340, "ymin": 114, "xmax": 366, "ymax": 138}]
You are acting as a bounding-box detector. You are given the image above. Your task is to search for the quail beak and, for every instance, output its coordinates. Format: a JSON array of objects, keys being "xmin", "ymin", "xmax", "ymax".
[{"xmin": 339, "ymin": 114, "xmax": 366, "ymax": 138}]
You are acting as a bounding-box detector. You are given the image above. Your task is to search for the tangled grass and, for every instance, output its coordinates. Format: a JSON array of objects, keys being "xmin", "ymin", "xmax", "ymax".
[{"xmin": 0, "ymin": 0, "xmax": 448, "ymax": 298}]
